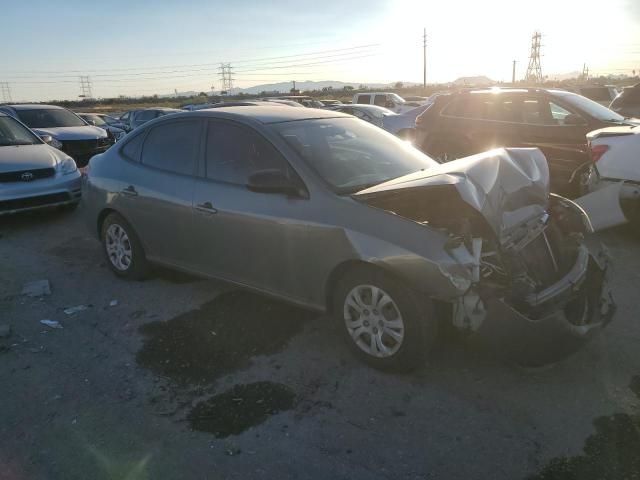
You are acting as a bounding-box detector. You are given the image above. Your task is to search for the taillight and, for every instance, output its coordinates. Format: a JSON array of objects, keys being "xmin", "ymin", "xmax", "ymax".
[{"xmin": 590, "ymin": 144, "xmax": 609, "ymax": 162}]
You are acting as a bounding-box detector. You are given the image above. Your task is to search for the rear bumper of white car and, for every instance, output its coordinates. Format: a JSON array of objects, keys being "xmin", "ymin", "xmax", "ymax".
[{"xmin": 0, "ymin": 171, "xmax": 82, "ymax": 215}]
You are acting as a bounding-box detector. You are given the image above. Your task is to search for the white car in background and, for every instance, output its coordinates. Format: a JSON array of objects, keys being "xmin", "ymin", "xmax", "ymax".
[
  {"xmin": 577, "ymin": 125, "xmax": 640, "ymax": 230},
  {"xmin": 352, "ymin": 92, "xmax": 420, "ymax": 113}
]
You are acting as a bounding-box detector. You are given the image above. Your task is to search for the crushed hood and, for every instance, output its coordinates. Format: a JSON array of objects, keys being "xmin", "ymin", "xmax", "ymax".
[{"xmin": 354, "ymin": 148, "xmax": 550, "ymax": 240}]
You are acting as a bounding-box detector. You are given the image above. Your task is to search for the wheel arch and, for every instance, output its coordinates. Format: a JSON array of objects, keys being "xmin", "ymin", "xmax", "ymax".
[{"xmin": 324, "ymin": 260, "xmax": 413, "ymax": 313}]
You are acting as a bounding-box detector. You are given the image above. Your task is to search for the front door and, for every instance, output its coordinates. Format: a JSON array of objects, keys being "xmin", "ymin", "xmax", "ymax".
[{"xmin": 191, "ymin": 119, "xmax": 314, "ymax": 300}]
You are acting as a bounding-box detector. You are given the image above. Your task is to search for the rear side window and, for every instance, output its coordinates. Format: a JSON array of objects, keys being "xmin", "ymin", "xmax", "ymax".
[
  {"xmin": 141, "ymin": 120, "xmax": 201, "ymax": 175},
  {"xmin": 356, "ymin": 95, "xmax": 371, "ymax": 104},
  {"xmin": 205, "ymin": 121, "xmax": 290, "ymax": 186},
  {"xmin": 121, "ymin": 132, "xmax": 145, "ymax": 161},
  {"xmin": 137, "ymin": 110, "xmax": 157, "ymax": 121},
  {"xmin": 442, "ymin": 95, "xmax": 491, "ymax": 120}
]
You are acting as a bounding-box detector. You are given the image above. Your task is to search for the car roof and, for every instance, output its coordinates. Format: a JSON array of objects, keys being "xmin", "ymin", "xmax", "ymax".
[
  {"xmin": 4, "ymin": 104, "xmax": 65, "ymax": 110},
  {"xmin": 188, "ymin": 106, "xmax": 348, "ymax": 124}
]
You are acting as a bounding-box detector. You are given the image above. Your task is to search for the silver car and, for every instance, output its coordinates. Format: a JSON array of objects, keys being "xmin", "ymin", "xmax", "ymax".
[
  {"xmin": 0, "ymin": 113, "xmax": 81, "ymax": 215},
  {"xmin": 83, "ymin": 107, "xmax": 614, "ymax": 370}
]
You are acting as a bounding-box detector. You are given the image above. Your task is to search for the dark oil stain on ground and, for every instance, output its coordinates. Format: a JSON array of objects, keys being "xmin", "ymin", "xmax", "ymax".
[
  {"xmin": 528, "ymin": 377, "xmax": 640, "ymax": 479},
  {"xmin": 187, "ymin": 381, "xmax": 296, "ymax": 438},
  {"xmin": 136, "ymin": 291, "xmax": 314, "ymax": 384},
  {"xmin": 47, "ymin": 236, "xmax": 102, "ymax": 264}
]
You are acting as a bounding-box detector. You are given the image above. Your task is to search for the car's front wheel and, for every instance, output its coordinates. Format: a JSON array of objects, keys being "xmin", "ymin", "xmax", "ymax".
[
  {"xmin": 333, "ymin": 267, "xmax": 437, "ymax": 372},
  {"xmin": 101, "ymin": 212, "xmax": 149, "ymax": 280}
]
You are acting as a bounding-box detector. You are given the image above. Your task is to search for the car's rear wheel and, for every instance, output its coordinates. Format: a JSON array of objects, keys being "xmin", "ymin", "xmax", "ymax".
[
  {"xmin": 333, "ymin": 267, "xmax": 437, "ymax": 372},
  {"xmin": 101, "ymin": 212, "xmax": 149, "ymax": 280}
]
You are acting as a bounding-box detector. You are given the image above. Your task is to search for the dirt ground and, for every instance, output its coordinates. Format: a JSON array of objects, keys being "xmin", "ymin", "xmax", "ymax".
[{"xmin": 1, "ymin": 208, "xmax": 639, "ymax": 480}]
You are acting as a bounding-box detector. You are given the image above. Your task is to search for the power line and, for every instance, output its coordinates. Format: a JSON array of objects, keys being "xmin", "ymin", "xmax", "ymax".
[{"xmin": 2, "ymin": 44, "xmax": 381, "ymax": 76}]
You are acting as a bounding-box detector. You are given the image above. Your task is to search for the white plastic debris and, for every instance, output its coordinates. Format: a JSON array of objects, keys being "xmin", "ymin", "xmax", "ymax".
[
  {"xmin": 109, "ymin": 300, "xmax": 118, "ymax": 307},
  {"xmin": 40, "ymin": 319, "xmax": 63, "ymax": 329},
  {"xmin": 21, "ymin": 280, "xmax": 51, "ymax": 297},
  {"xmin": 63, "ymin": 305, "xmax": 90, "ymax": 315}
]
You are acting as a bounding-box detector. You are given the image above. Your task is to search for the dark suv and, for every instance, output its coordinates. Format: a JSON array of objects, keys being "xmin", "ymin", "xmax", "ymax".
[
  {"xmin": 415, "ymin": 88, "xmax": 637, "ymax": 195},
  {"xmin": 609, "ymin": 83, "xmax": 640, "ymax": 118}
]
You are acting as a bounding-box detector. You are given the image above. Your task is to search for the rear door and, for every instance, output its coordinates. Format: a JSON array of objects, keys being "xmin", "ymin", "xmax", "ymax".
[
  {"xmin": 436, "ymin": 93, "xmax": 519, "ymax": 155},
  {"xmin": 191, "ymin": 120, "xmax": 312, "ymax": 298},
  {"xmin": 116, "ymin": 118, "xmax": 202, "ymax": 266},
  {"xmin": 514, "ymin": 96, "xmax": 591, "ymax": 193}
]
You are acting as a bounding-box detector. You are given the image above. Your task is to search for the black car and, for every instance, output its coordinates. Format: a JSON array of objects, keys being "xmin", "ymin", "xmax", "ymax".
[
  {"xmin": 610, "ymin": 83, "xmax": 640, "ymax": 118},
  {"xmin": 0, "ymin": 105, "xmax": 114, "ymax": 167},
  {"xmin": 415, "ymin": 87, "xmax": 637, "ymax": 196}
]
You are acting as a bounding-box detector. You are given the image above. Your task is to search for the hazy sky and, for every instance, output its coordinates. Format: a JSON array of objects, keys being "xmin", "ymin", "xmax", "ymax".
[{"xmin": 1, "ymin": 0, "xmax": 639, "ymax": 101}]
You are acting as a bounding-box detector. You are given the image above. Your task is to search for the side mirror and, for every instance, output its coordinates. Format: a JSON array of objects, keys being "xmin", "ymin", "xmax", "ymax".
[
  {"xmin": 39, "ymin": 134, "xmax": 53, "ymax": 145},
  {"xmin": 247, "ymin": 169, "xmax": 305, "ymax": 198},
  {"xmin": 564, "ymin": 113, "xmax": 587, "ymax": 126}
]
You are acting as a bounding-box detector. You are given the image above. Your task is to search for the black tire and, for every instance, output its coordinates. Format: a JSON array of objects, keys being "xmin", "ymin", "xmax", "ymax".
[
  {"xmin": 100, "ymin": 212, "xmax": 149, "ymax": 280},
  {"xmin": 332, "ymin": 266, "xmax": 437, "ymax": 372}
]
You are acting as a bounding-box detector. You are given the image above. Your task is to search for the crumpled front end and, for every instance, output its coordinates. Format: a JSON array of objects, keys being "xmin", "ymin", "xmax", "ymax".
[
  {"xmin": 355, "ymin": 148, "xmax": 616, "ymax": 365},
  {"xmin": 470, "ymin": 239, "xmax": 615, "ymax": 365}
]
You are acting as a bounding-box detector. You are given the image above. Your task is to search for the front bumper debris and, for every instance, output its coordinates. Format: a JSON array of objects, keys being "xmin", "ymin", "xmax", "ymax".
[{"xmin": 470, "ymin": 243, "xmax": 615, "ymax": 366}]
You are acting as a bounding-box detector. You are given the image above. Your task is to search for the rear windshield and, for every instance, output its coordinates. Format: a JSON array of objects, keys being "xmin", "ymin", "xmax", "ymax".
[{"xmin": 17, "ymin": 109, "xmax": 86, "ymax": 128}]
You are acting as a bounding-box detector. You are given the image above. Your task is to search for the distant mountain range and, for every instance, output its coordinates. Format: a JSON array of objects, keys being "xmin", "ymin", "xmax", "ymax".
[{"xmin": 159, "ymin": 80, "xmax": 421, "ymax": 98}]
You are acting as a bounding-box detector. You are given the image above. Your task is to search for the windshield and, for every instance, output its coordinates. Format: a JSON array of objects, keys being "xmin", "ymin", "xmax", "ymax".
[
  {"xmin": 17, "ymin": 108, "xmax": 87, "ymax": 128},
  {"xmin": 81, "ymin": 114, "xmax": 107, "ymax": 126},
  {"xmin": 390, "ymin": 93, "xmax": 406, "ymax": 104},
  {"xmin": 554, "ymin": 91, "xmax": 625, "ymax": 122},
  {"xmin": 274, "ymin": 117, "xmax": 437, "ymax": 193},
  {"xmin": 0, "ymin": 116, "xmax": 41, "ymax": 146}
]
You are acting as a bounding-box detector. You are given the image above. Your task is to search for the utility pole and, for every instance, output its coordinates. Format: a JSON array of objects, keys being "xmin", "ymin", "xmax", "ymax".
[
  {"xmin": 422, "ymin": 28, "xmax": 427, "ymax": 89},
  {"xmin": 512, "ymin": 60, "xmax": 517, "ymax": 84},
  {"xmin": 293, "ymin": 80, "xmax": 296, "ymax": 92},
  {"xmin": 79, "ymin": 75, "xmax": 93, "ymax": 99},
  {"xmin": 0, "ymin": 82, "xmax": 12, "ymax": 103},
  {"xmin": 582, "ymin": 63, "xmax": 589, "ymax": 81},
  {"xmin": 525, "ymin": 31, "xmax": 543, "ymax": 84}
]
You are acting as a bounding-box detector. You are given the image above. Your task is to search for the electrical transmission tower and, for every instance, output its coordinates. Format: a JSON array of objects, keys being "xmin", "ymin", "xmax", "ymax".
[
  {"xmin": 79, "ymin": 76, "xmax": 93, "ymax": 99},
  {"xmin": 525, "ymin": 31, "xmax": 543, "ymax": 84},
  {"xmin": 218, "ymin": 63, "xmax": 234, "ymax": 94},
  {"xmin": 0, "ymin": 82, "xmax": 12, "ymax": 103}
]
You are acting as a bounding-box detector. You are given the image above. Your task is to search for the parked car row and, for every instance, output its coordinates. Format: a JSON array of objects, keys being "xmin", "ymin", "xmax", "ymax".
[{"xmin": 81, "ymin": 105, "xmax": 615, "ymax": 370}]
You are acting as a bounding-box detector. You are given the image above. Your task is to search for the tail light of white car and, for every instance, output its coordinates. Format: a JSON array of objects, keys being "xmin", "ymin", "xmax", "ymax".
[{"xmin": 589, "ymin": 143, "xmax": 609, "ymax": 162}]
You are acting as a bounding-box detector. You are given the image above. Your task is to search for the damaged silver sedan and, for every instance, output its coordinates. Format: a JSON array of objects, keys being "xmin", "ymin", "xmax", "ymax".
[{"xmin": 83, "ymin": 107, "xmax": 614, "ymax": 370}]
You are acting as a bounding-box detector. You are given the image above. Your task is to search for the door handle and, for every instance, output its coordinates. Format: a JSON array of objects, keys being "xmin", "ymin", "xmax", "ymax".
[
  {"xmin": 121, "ymin": 185, "xmax": 138, "ymax": 197},
  {"xmin": 196, "ymin": 201, "xmax": 218, "ymax": 214}
]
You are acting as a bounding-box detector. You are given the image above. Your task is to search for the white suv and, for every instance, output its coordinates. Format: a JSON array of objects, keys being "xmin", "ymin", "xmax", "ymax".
[{"xmin": 352, "ymin": 92, "xmax": 417, "ymax": 113}]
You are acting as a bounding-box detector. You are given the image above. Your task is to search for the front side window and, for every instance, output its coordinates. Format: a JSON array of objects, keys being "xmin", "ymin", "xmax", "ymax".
[
  {"xmin": 373, "ymin": 95, "xmax": 387, "ymax": 107},
  {"xmin": 205, "ymin": 121, "xmax": 291, "ymax": 185},
  {"xmin": 274, "ymin": 117, "xmax": 437, "ymax": 194},
  {"xmin": 356, "ymin": 95, "xmax": 371, "ymax": 104},
  {"xmin": 17, "ymin": 109, "xmax": 86, "ymax": 128},
  {"xmin": 140, "ymin": 120, "xmax": 201, "ymax": 175},
  {"xmin": 0, "ymin": 116, "xmax": 41, "ymax": 146}
]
